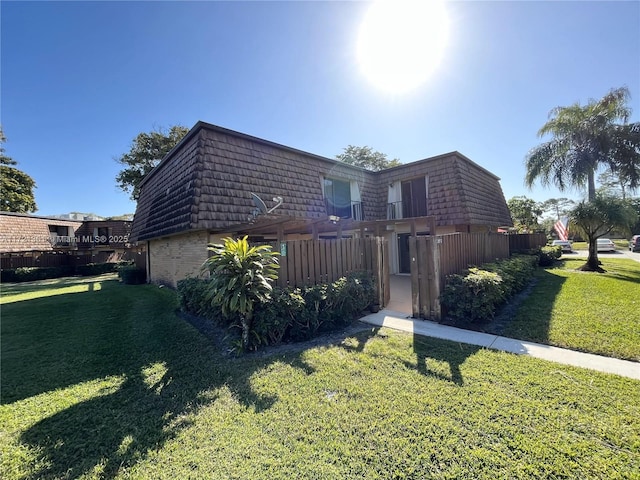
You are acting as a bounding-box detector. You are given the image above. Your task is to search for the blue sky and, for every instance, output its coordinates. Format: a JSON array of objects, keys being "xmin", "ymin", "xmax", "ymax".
[{"xmin": 2, "ymin": 0, "xmax": 639, "ymax": 217}]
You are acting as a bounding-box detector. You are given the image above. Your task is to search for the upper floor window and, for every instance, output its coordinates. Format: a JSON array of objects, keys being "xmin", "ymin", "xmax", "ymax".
[
  {"xmin": 48, "ymin": 225, "xmax": 71, "ymax": 246},
  {"xmin": 402, "ymin": 177, "xmax": 428, "ymax": 217},
  {"xmin": 388, "ymin": 176, "xmax": 428, "ymax": 219},
  {"xmin": 323, "ymin": 177, "xmax": 363, "ymax": 220}
]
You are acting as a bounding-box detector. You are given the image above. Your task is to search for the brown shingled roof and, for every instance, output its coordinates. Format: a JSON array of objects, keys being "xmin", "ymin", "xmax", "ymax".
[
  {"xmin": 0, "ymin": 212, "xmax": 82, "ymax": 253},
  {"xmin": 131, "ymin": 122, "xmax": 512, "ymax": 242}
]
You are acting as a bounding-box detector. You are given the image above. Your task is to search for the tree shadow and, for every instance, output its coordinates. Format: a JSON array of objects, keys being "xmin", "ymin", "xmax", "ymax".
[
  {"xmin": 9, "ymin": 283, "xmax": 317, "ymax": 479},
  {"xmin": 405, "ymin": 333, "xmax": 481, "ymax": 385}
]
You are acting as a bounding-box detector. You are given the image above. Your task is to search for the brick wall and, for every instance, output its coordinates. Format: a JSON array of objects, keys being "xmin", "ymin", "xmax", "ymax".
[{"xmin": 148, "ymin": 230, "xmax": 209, "ymax": 288}]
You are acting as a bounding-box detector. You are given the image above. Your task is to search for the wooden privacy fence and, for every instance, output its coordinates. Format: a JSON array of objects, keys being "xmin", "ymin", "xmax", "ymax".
[
  {"xmin": 267, "ymin": 237, "xmax": 390, "ymax": 307},
  {"xmin": 508, "ymin": 233, "xmax": 547, "ymax": 253},
  {"xmin": 409, "ymin": 232, "xmax": 510, "ymax": 320}
]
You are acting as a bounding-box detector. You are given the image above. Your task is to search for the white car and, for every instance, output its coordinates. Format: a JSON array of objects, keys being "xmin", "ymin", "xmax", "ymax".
[
  {"xmin": 596, "ymin": 238, "xmax": 616, "ymax": 252},
  {"xmin": 551, "ymin": 240, "xmax": 572, "ymax": 253}
]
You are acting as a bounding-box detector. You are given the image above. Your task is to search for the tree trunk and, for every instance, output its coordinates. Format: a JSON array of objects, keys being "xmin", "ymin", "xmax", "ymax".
[
  {"xmin": 241, "ymin": 312, "xmax": 252, "ymax": 351},
  {"xmin": 587, "ymin": 170, "xmax": 596, "ymax": 201},
  {"xmin": 580, "ymin": 239, "xmax": 605, "ymax": 272}
]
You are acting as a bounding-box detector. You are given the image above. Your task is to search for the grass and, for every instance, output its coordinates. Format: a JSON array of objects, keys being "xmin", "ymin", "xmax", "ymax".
[
  {"xmin": 1, "ymin": 276, "xmax": 639, "ymax": 479},
  {"xmin": 501, "ymin": 258, "xmax": 640, "ymax": 361}
]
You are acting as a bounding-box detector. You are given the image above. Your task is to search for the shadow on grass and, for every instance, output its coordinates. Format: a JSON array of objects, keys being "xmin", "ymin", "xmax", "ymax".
[
  {"xmin": 408, "ymin": 333, "xmax": 481, "ymax": 385},
  {"xmin": 339, "ymin": 325, "xmax": 480, "ymax": 385},
  {"xmin": 495, "ymin": 267, "xmax": 567, "ymax": 344},
  {"xmin": 4, "ymin": 280, "xmax": 317, "ymax": 479}
]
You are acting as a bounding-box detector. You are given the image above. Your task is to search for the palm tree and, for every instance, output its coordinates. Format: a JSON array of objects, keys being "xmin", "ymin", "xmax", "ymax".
[
  {"xmin": 201, "ymin": 236, "xmax": 279, "ymax": 351},
  {"xmin": 570, "ymin": 195, "xmax": 637, "ymax": 272},
  {"xmin": 525, "ymin": 87, "xmax": 640, "ymax": 201}
]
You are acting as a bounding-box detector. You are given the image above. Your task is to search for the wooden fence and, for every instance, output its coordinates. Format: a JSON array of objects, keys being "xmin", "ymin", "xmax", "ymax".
[
  {"xmin": 409, "ymin": 232, "xmax": 510, "ymax": 320},
  {"xmin": 508, "ymin": 233, "xmax": 547, "ymax": 253},
  {"xmin": 268, "ymin": 237, "xmax": 390, "ymax": 307}
]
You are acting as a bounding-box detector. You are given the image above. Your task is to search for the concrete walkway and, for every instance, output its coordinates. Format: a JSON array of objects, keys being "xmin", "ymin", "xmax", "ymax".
[{"xmin": 360, "ymin": 310, "xmax": 640, "ymax": 380}]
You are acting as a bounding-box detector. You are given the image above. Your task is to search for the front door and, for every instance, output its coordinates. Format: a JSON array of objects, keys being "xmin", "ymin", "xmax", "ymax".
[{"xmin": 397, "ymin": 234, "xmax": 411, "ymax": 274}]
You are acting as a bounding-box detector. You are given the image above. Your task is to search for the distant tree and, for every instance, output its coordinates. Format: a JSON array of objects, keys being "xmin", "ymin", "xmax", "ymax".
[
  {"xmin": 540, "ymin": 197, "xmax": 575, "ymax": 221},
  {"xmin": 0, "ymin": 127, "xmax": 37, "ymax": 213},
  {"xmin": 525, "ymin": 86, "xmax": 640, "ymax": 201},
  {"xmin": 336, "ymin": 145, "xmax": 401, "ymax": 171},
  {"xmin": 507, "ymin": 196, "xmax": 542, "ymax": 232},
  {"xmin": 115, "ymin": 125, "xmax": 189, "ymax": 201},
  {"xmin": 597, "ymin": 169, "xmax": 636, "ymax": 200},
  {"xmin": 570, "ymin": 195, "xmax": 637, "ymax": 272},
  {"xmin": 628, "ymin": 197, "xmax": 640, "ymax": 234}
]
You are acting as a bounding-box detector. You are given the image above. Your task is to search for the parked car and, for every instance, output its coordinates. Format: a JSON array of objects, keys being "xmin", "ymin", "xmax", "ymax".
[
  {"xmin": 551, "ymin": 240, "xmax": 573, "ymax": 253},
  {"xmin": 630, "ymin": 235, "xmax": 640, "ymax": 252},
  {"xmin": 596, "ymin": 238, "xmax": 616, "ymax": 252}
]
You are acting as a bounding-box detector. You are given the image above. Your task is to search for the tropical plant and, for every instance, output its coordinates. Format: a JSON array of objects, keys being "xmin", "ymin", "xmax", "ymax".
[
  {"xmin": 201, "ymin": 236, "xmax": 279, "ymax": 351},
  {"xmin": 525, "ymin": 87, "xmax": 640, "ymax": 201},
  {"xmin": 570, "ymin": 195, "xmax": 637, "ymax": 271}
]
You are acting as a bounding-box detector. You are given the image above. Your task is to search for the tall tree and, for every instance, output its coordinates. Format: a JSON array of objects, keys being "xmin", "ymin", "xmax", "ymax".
[
  {"xmin": 336, "ymin": 145, "xmax": 401, "ymax": 171},
  {"xmin": 525, "ymin": 87, "xmax": 640, "ymax": 201},
  {"xmin": 540, "ymin": 197, "xmax": 575, "ymax": 221},
  {"xmin": 570, "ymin": 195, "xmax": 637, "ymax": 272},
  {"xmin": 115, "ymin": 125, "xmax": 189, "ymax": 201},
  {"xmin": 507, "ymin": 196, "xmax": 542, "ymax": 232},
  {"xmin": 0, "ymin": 127, "xmax": 37, "ymax": 213}
]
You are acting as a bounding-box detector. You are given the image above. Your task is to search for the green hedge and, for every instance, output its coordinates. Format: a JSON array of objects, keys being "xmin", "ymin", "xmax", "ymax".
[
  {"xmin": 76, "ymin": 262, "xmax": 119, "ymax": 276},
  {"xmin": 1, "ymin": 261, "xmax": 140, "ymax": 283},
  {"xmin": 0, "ymin": 266, "xmax": 74, "ymax": 283},
  {"xmin": 118, "ymin": 265, "xmax": 147, "ymax": 284},
  {"xmin": 177, "ymin": 271, "xmax": 376, "ymax": 351},
  {"xmin": 440, "ymin": 254, "xmax": 538, "ymax": 324},
  {"xmin": 538, "ymin": 245, "xmax": 562, "ymax": 266}
]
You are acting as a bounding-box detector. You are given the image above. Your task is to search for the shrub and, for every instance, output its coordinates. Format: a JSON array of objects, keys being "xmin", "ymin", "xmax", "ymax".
[
  {"xmin": 118, "ymin": 265, "xmax": 146, "ymax": 284},
  {"xmin": 177, "ymin": 277, "xmax": 223, "ymax": 321},
  {"xmin": 76, "ymin": 262, "xmax": 118, "ymax": 276},
  {"xmin": 1, "ymin": 265, "xmax": 74, "ymax": 283},
  {"xmin": 253, "ymin": 288, "xmax": 305, "ymax": 345},
  {"xmin": 440, "ymin": 255, "xmax": 538, "ymax": 324},
  {"xmin": 441, "ymin": 269, "xmax": 504, "ymax": 323},
  {"xmin": 538, "ymin": 246, "xmax": 562, "ymax": 266},
  {"xmin": 177, "ymin": 269, "xmax": 377, "ymax": 352}
]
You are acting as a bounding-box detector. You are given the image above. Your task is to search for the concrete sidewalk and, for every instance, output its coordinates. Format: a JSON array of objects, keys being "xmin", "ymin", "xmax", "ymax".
[{"xmin": 360, "ymin": 310, "xmax": 640, "ymax": 380}]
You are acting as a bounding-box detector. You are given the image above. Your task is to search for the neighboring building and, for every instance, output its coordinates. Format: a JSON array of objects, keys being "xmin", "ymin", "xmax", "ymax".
[
  {"xmin": 0, "ymin": 212, "xmax": 137, "ymax": 269},
  {"xmin": 131, "ymin": 121, "xmax": 513, "ymax": 287}
]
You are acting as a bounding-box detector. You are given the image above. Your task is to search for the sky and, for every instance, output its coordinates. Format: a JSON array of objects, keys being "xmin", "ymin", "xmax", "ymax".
[{"xmin": 2, "ymin": 0, "xmax": 639, "ymax": 218}]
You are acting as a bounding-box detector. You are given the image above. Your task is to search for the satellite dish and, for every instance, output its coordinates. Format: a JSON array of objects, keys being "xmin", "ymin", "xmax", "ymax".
[
  {"xmin": 250, "ymin": 193, "xmax": 284, "ymax": 219},
  {"xmin": 251, "ymin": 193, "xmax": 268, "ymax": 214}
]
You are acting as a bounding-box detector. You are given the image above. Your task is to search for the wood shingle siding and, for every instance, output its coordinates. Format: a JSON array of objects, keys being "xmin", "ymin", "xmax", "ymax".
[{"xmin": 131, "ymin": 122, "xmax": 513, "ymax": 244}]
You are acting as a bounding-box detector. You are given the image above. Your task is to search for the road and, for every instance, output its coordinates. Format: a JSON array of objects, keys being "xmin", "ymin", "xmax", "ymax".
[{"xmin": 566, "ymin": 249, "xmax": 640, "ymax": 263}]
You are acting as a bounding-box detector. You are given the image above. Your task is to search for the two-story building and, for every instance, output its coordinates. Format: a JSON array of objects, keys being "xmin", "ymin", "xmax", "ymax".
[
  {"xmin": 131, "ymin": 122, "xmax": 512, "ymax": 287},
  {"xmin": 0, "ymin": 212, "xmax": 136, "ymax": 269}
]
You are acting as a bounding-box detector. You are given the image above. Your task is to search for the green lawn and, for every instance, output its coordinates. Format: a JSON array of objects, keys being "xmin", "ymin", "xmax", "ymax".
[
  {"xmin": 501, "ymin": 258, "xmax": 640, "ymax": 361},
  {"xmin": 1, "ymin": 276, "xmax": 639, "ymax": 479}
]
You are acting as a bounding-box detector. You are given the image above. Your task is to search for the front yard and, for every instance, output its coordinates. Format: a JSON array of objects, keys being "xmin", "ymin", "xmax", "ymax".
[
  {"xmin": 499, "ymin": 258, "xmax": 640, "ymax": 361},
  {"xmin": 1, "ymin": 275, "xmax": 639, "ymax": 479}
]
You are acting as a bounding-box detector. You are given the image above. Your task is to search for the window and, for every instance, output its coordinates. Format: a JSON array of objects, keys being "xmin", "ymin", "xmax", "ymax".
[
  {"xmin": 94, "ymin": 226, "xmax": 110, "ymax": 245},
  {"xmin": 401, "ymin": 177, "xmax": 428, "ymax": 218},
  {"xmin": 49, "ymin": 225, "xmax": 70, "ymax": 246},
  {"xmin": 324, "ymin": 178, "xmax": 353, "ymax": 219}
]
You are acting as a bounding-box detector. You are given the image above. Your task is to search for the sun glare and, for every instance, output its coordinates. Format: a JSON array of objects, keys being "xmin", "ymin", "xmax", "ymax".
[{"xmin": 357, "ymin": 0, "xmax": 449, "ymax": 93}]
